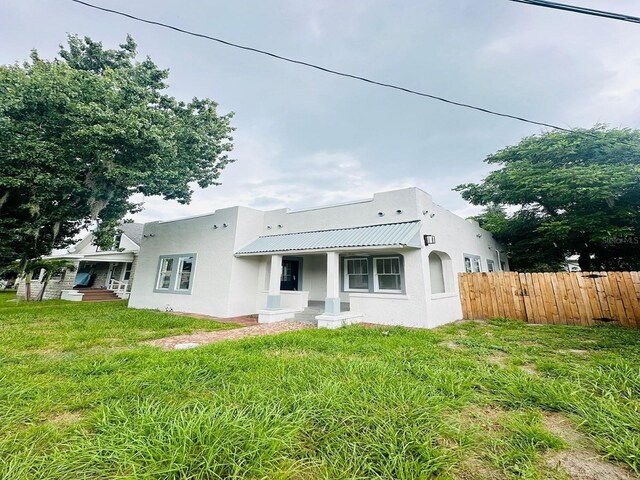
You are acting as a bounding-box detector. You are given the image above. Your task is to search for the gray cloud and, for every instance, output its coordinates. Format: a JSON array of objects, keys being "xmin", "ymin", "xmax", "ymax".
[{"xmin": 2, "ymin": 0, "xmax": 639, "ymax": 224}]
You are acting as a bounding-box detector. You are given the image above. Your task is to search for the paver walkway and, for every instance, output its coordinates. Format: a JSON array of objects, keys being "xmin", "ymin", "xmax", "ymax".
[
  {"xmin": 169, "ymin": 311, "xmax": 258, "ymax": 326},
  {"xmin": 144, "ymin": 321, "xmax": 312, "ymax": 350}
]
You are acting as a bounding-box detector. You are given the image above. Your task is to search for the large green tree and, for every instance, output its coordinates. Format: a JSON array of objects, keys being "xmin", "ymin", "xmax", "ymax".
[
  {"xmin": 456, "ymin": 126, "xmax": 640, "ymax": 272},
  {"xmin": 0, "ymin": 35, "xmax": 234, "ymax": 268}
]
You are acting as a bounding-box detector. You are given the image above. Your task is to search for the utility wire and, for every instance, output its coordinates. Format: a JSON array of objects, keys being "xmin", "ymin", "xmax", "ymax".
[
  {"xmin": 507, "ymin": 0, "xmax": 640, "ymax": 25},
  {"xmin": 69, "ymin": 0, "xmax": 572, "ymax": 132}
]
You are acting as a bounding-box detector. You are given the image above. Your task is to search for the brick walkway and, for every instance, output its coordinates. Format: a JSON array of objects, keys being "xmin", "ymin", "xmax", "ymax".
[
  {"xmin": 143, "ymin": 321, "xmax": 312, "ymax": 350},
  {"xmin": 169, "ymin": 311, "xmax": 258, "ymax": 326}
]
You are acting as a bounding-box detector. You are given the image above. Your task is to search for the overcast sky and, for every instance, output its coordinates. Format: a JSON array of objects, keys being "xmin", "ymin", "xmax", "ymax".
[{"xmin": 2, "ymin": 0, "xmax": 640, "ymax": 222}]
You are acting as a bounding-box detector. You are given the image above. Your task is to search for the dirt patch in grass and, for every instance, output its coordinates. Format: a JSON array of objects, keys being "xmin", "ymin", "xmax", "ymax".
[
  {"xmin": 519, "ymin": 364, "xmax": 539, "ymax": 375},
  {"xmin": 546, "ymin": 450, "xmax": 636, "ymax": 480},
  {"xmin": 559, "ymin": 349, "xmax": 590, "ymax": 355},
  {"xmin": 47, "ymin": 411, "xmax": 85, "ymax": 425},
  {"xmin": 487, "ymin": 352, "xmax": 508, "ymax": 367},
  {"xmin": 441, "ymin": 340, "xmax": 464, "ymax": 350},
  {"xmin": 454, "ymin": 458, "xmax": 507, "ymax": 480},
  {"xmin": 542, "ymin": 412, "xmax": 636, "ymax": 480},
  {"xmin": 459, "ymin": 405, "xmax": 507, "ymax": 432}
]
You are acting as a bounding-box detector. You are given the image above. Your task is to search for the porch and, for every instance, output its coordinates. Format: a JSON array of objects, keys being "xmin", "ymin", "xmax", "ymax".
[
  {"xmin": 236, "ymin": 221, "xmax": 423, "ymax": 328},
  {"xmin": 56, "ymin": 252, "xmax": 135, "ymax": 301}
]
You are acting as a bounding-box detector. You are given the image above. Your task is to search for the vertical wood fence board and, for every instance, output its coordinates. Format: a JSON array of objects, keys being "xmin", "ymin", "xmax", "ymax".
[
  {"xmin": 572, "ymin": 273, "xmax": 593, "ymax": 325},
  {"xmin": 512, "ymin": 273, "xmax": 526, "ymax": 320},
  {"xmin": 565, "ymin": 273, "xmax": 583, "ymax": 325},
  {"xmin": 621, "ymin": 272, "xmax": 640, "ymax": 328},
  {"xmin": 552, "ymin": 273, "xmax": 568, "ymax": 324},
  {"xmin": 519, "ymin": 273, "xmax": 534, "ymax": 323}
]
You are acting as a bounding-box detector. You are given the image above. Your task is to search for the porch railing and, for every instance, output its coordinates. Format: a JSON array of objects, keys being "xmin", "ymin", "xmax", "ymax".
[{"xmin": 108, "ymin": 279, "xmax": 131, "ymax": 297}]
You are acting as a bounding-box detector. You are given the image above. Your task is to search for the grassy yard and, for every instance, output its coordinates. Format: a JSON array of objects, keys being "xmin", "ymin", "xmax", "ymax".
[{"xmin": 0, "ymin": 291, "xmax": 638, "ymax": 479}]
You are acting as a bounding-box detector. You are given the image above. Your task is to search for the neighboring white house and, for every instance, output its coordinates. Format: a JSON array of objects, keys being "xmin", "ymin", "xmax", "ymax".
[
  {"xmin": 128, "ymin": 188, "xmax": 508, "ymax": 328},
  {"xmin": 17, "ymin": 223, "xmax": 143, "ymax": 300}
]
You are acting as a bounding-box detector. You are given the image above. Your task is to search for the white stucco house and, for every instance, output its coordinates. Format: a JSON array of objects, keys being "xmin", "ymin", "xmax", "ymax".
[
  {"xmin": 17, "ymin": 223, "xmax": 143, "ymax": 301},
  {"xmin": 128, "ymin": 188, "xmax": 508, "ymax": 328}
]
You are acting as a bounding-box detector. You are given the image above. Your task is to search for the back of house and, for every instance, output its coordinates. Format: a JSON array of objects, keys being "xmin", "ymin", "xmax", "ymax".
[{"xmin": 128, "ymin": 187, "xmax": 508, "ymax": 328}]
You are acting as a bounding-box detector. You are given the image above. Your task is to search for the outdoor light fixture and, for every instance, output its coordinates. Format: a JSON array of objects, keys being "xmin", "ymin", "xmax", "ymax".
[{"xmin": 423, "ymin": 234, "xmax": 436, "ymax": 245}]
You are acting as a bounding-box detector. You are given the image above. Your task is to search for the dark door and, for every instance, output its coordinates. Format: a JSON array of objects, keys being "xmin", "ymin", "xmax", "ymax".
[{"xmin": 280, "ymin": 259, "xmax": 300, "ymax": 291}]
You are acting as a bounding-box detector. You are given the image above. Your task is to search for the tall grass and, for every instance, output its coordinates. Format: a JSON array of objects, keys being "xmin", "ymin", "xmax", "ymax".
[{"xmin": 0, "ymin": 298, "xmax": 638, "ymax": 478}]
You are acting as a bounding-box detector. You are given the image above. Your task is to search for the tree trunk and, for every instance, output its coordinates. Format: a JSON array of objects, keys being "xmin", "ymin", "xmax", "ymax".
[
  {"xmin": 578, "ymin": 251, "xmax": 592, "ymax": 271},
  {"xmin": 24, "ymin": 272, "xmax": 32, "ymax": 301},
  {"xmin": 36, "ymin": 272, "xmax": 52, "ymax": 302}
]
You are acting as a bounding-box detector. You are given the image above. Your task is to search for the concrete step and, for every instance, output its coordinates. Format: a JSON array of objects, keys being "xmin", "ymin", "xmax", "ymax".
[{"xmin": 293, "ymin": 307, "xmax": 324, "ymax": 325}]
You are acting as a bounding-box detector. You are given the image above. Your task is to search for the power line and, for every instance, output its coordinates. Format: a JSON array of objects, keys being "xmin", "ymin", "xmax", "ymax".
[
  {"xmin": 69, "ymin": 0, "xmax": 572, "ymax": 132},
  {"xmin": 507, "ymin": 0, "xmax": 640, "ymax": 25}
]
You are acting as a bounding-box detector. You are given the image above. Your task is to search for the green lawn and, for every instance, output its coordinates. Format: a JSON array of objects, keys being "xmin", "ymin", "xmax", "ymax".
[{"xmin": 0, "ymin": 291, "xmax": 638, "ymax": 479}]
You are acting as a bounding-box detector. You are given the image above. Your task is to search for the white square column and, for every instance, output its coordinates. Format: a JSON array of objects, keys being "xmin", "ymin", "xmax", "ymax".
[
  {"xmin": 324, "ymin": 251, "xmax": 341, "ymax": 315},
  {"xmin": 266, "ymin": 254, "xmax": 282, "ymax": 309}
]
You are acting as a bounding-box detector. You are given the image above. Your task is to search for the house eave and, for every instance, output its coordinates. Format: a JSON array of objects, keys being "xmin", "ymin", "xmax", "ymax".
[{"xmin": 234, "ymin": 244, "xmax": 420, "ymax": 257}]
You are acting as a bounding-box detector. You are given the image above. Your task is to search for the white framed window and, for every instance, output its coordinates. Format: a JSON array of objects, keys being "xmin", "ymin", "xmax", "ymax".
[
  {"xmin": 464, "ymin": 254, "xmax": 482, "ymax": 273},
  {"xmin": 175, "ymin": 255, "xmax": 194, "ymax": 291},
  {"xmin": 123, "ymin": 262, "xmax": 133, "ymax": 281},
  {"xmin": 487, "ymin": 259, "xmax": 495, "ymax": 272},
  {"xmin": 374, "ymin": 257, "xmax": 402, "ymax": 293},
  {"xmin": 156, "ymin": 258, "xmax": 174, "ymax": 290},
  {"xmin": 155, "ymin": 254, "xmax": 196, "ymax": 294},
  {"xmin": 344, "ymin": 258, "xmax": 369, "ymax": 291}
]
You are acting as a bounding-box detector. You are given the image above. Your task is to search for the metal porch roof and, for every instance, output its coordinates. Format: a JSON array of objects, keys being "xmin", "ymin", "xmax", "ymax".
[{"xmin": 236, "ymin": 221, "xmax": 422, "ymax": 255}]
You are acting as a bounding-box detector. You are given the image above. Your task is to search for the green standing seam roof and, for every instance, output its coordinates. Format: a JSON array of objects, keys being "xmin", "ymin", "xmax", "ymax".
[{"xmin": 236, "ymin": 221, "xmax": 422, "ymax": 255}]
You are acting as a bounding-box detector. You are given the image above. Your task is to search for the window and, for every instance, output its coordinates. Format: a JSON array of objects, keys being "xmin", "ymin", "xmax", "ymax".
[
  {"xmin": 342, "ymin": 255, "xmax": 404, "ymax": 294},
  {"xmin": 155, "ymin": 254, "xmax": 196, "ymax": 294},
  {"xmin": 374, "ymin": 257, "xmax": 402, "ymax": 292},
  {"xmin": 464, "ymin": 254, "xmax": 482, "ymax": 273},
  {"xmin": 156, "ymin": 258, "xmax": 174, "ymax": 290},
  {"xmin": 123, "ymin": 262, "xmax": 133, "ymax": 281},
  {"xmin": 344, "ymin": 258, "xmax": 369, "ymax": 291},
  {"xmin": 176, "ymin": 255, "xmax": 194, "ymax": 290},
  {"xmin": 487, "ymin": 259, "xmax": 495, "ymax": 272}
]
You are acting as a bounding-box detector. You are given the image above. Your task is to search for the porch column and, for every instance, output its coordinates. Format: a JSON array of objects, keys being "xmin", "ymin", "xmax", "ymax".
[
  {"xmin": 324, "ymin": 251, "xmax": 341, "ymax": 315},
  {"xmin": 267, "ymin": 254, "xmax": 282, "ymax": 309}
]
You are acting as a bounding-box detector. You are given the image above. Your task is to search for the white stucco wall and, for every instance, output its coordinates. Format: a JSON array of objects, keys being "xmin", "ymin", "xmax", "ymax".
[
  {"xmin": 128, "ymin": 206, "xmax": 265, "ymax": 317},
  {"xmin": 348, "ymin": 247, "xmax": 429, "ymax": 327},
  {"xmin": 300, "ymin": 254, "xmax": 327, "ymax": 302}
]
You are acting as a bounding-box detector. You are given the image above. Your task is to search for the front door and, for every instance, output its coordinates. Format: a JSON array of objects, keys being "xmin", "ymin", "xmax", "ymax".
[{"xmin": 280, "ymin": 259, "xmax": 300, "ymax": 291}]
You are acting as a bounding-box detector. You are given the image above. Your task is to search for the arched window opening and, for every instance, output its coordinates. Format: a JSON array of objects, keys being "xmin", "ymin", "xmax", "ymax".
[{"xmin": 429, "ymin": 251, "xmax": 453, "ymax": 295}]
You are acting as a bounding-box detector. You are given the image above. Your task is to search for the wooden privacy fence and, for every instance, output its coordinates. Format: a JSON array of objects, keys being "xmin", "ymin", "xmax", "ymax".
[{"xmin": 458, "ymin": 271, "xmax": 640, "ymax": 328}]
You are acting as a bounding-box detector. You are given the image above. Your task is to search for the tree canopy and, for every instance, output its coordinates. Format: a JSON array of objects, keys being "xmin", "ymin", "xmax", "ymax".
[
  {"xmin": 0, "ymin": 35, "xmax": 234, "ymax": 267},
  {"xmin": 456, "ymin": 126, "xmax": 640, "ymax": 272}
]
